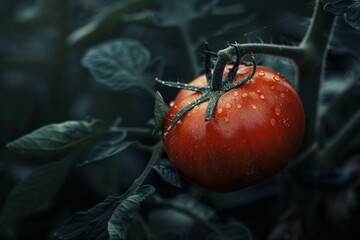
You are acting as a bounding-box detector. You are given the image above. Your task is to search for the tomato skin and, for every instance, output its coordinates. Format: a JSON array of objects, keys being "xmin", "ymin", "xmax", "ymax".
[{"xmin": 163, "ymin": 65, "xmax": 304, "ymax": 192}]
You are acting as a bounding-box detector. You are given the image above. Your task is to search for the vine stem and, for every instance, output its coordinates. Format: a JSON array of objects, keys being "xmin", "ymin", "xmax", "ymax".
[
  {"xmin": 179, "ymin": 23, "xmax": 201, "ymax": 77},
  {"xmin": 126, "ymin": 140, "xmax": 163, "ymax": 194}
]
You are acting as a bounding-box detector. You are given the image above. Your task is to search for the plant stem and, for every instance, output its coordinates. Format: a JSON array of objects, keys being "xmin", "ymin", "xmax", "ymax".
[
  {"xmin": 179, "ymin": 23, "xmax": 201, "ymax": 77},
  {"xmin": 298, "ymin": 0, "xmax": 337, "ymax": 145},
  {"xmin": 126, "ymin": 141, "xmax": 163, "ymax": 194},
  {"xmin": 112, "ymin": 127, "xmax": 154, "ymax": 135}
]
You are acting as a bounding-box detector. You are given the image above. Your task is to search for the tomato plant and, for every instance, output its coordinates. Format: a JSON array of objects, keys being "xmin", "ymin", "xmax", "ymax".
[
  {"xmin": 162, "ymin": 63, "xmax": 304, "ymax": 192},
  {"xmin": 1, "ymin": 0, "xmax": 359, "ymax": 239}
]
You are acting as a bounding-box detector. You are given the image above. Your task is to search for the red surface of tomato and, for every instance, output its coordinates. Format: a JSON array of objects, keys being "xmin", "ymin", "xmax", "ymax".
[{"xmin": 163, "ymin": 65, "xmax": 305, "ymax": 192}]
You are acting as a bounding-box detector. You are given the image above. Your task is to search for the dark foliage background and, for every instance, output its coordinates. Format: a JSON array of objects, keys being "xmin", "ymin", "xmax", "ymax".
[{"xmin": 0, "ymin": 0, "xmax": 359, "ymax": 239}]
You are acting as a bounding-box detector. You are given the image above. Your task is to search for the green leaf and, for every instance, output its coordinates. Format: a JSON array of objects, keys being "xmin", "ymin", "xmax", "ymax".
[
  {"xmin": 54, "ymin": 195, "xmax": 119, "ymax": 240},
  {"xmin": 7, "ymin": 118, "xmax": 108, "ymax": 155},
  {"xmin": 153, "ymin": 159, "xmax": 181, "ymax": 188},
  {"xmin": 0, "ymin": 154, "xmax": 74, "ymax": 231},
  {"xmin": 174, "ymin": 194, "xmax": 215, "ymax": 220},
  {"xmin": 67, "ymin": 0, "xmax": 154, "ymax": 46},
  {"xmin": 153, "ymin": 92, "xmax": 168, "ymax": 134},
  {"xmin": 77, "ymin": 132, "xmax": 134, "ymax": 167},
  {"xmin": 82, "ymin": 39, "xmax": 153, "ymax": 92},
  {"xmin": 207, "ymin": 223, "xmax": 252, "ymax": 240},
  {"xmin": 142, "ymin": 0, "xmax": 219, "ymax": 27},
  {"xmin": 324, "ymin": 0, "xmax": 360, "ymax": 31},
  {"xmin": 108, "ymin": 185, "xmax": 156, "ymax": 240}
]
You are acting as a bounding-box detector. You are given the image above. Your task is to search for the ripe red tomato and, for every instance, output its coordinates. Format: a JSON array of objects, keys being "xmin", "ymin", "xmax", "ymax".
[{"xmin": 163, "ymin": 65, "xmax": 304, "ymax": 192}]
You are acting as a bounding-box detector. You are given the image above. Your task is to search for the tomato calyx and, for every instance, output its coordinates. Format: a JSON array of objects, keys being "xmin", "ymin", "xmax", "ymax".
[{"xmin": 156, "ymin": 44, "xmax": 257, "ymax": 132}]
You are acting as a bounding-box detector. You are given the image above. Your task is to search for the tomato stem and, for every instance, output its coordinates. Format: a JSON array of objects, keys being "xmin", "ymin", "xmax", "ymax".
[{"xmin": 157, "ymin": 45, "xmax": 257, "ymax": 131}]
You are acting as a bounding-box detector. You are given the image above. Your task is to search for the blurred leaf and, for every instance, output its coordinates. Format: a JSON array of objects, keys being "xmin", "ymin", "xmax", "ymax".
[
  {"xmin": 153, "ymin": 159, "xmax": 181, "ymax": 188},
  {"xmin": 67, "ymin": 0, "xmax": 154, "ymax": 46},
  {"xmin": 108, "ymin": 185, "xmax": 156, "ymax": 240},
  {"xmin": 82, "ymin": 39, "xmax": 154, "ymax": 92},
  {"xmin": 0, "ymin": 154, "xmax": 75, "ymax": 231},
  {"xmin": 324, "ymin": 0, "xmax": 360, "ymax": 31},
  {"xmin": 54, "ymin": 195, "xmax": 119, "ymax": 240},
  {"xmin": 78, "ymin": 133, "xmax": 135, "ymax": 167},
  {"xmin": 206, "ymin": 223, "xmax": 252, "ymax": 240},
  {"xmin": 153, "ymin": 92, "xmax": 168, "ymax": 134},
  {"xmin": 7, "ymin": 118, "xmax": 108, "ymax": 155},
  {"xmin": 129, "ymin": 0, "xmax": 219, "ymax": 28},
  {"xmin": 174, "ymin": 194, "xmax": 216, "ymax": 220},
  {"xmin": 14, "ymin": 0, "xmax": 61, "ymax": 27}
]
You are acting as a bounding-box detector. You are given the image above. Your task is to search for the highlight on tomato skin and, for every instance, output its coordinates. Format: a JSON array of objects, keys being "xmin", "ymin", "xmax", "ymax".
[{"xmin": 162, "ymin": 65, "xmax": 305, "ymax": 192}]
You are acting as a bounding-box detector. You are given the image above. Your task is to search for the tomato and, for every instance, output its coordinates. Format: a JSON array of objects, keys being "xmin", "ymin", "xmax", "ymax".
[{"xmin": 162, "ymin": 65, "xmax": 304, "ymax": 192}]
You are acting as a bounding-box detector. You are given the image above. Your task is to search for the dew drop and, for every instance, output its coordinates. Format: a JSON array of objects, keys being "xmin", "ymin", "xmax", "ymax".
[
  {"xmin": 225, "ymin": 103, "xmax": 232, "ymax": 109},
  {"xmin": 242, "ymin": 93, "xmax": 248, "ymax": 98},
  {"xmin": 260, "ymin": 94, "xmax": 265, "ymax": 100},
  {"xmin": 169, "ymin": 101, "xmax": 175, "ymax": 107},
  {"xmin": 251, "ymin": 104, "xmax": 257, "ymax": 110},
  {"xmin": 270, "ymin": 118, "xmax": 276, "ymax": 126},
  {"xmin": 258, "ymin": 71, "xmax": 265, "ymax": 76},
  {"xmin": 280, "ymin": 93, "xmax": 285, "ymax": 98},
  {"xmin": 271, "ymin": 86, "xmax": 275, "ymax": 89},
  {"xmin": 233, "ymin": 91, "xmax": 238, "ymax": 96},
  {"xmin": 194, "ymin": 105, "xmax": 199, "ymax": 111},
  {"xmin": 177, "ymin": 120, "xmax": 182, "ymax": 125},
  {"xmin": 256, "ymin": 89, "xmax": 261, "ymax": 93},
  {"xmin": 273, "ymin": 75, "xmax": 281, "ymax": 81},
  {"xmin": 275, "ymin": 107, "xmax": 281, "ymax": 116},
  {"xmin": 217, "ymin": 108, "xmax": 223, "ymax": 114},
  {"xmin": 224, "ymin": 116, "xmax": 230, "ymax": 123},
  {"xmin": 237, "ymin": 104, "xmax": 242, "ymax": 109}
]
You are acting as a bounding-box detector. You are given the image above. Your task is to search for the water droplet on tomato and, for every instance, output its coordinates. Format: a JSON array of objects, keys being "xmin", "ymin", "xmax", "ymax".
[
  {"xmin": 273, "ymin": 75, "xmax": 281, "ymax": 81},
  {"xmin": 233, "ymin": 91, "xmax": 238, "ymax": 96},
  {"xmin": 242, "ymin": 93, "xmax": 248, "ymax": 98},
  {"xmin": 271, "ymin": 86, "xmax": 275, "ymax": 89},
  {"xmin": 256, "ymin": 89, "xmax": 261, "ymax": 93},
  {"xmin": 258, "ymin": 71, "xmax": 265, "ymax": 76},
  {"xmin": 217, "ymin": 108, "xmax": 223, "ymax": 114},
  {"xmin": 260, "ymin": 94, "xmax": 265, "ymax": 100},
  {"xmin": 194, "ymin": 105, "xmax": 199, "ymax": 111},
  {"xmin": 251, "ymin": 104, "xmax": 257, "ymax": 110},
  {"xmin": 224, "ymin": 116, "xmax": 230, "ymax": 123},
  {"xmin": 225, "ymin": 103, "xmax": 232, "ymax": 109},
  {"xmin": 280, "ymin": 93, "xmax": 285, "ymax": 98},
  {"xmin": 270, "ymin": 118, "xmax": 276, "ymax": 125},
  {"xmin": 237, "ymin": 104, "xmax": 242, "ymax": 109},
  {"xmin": 177, "ymin": 120, "xmax": 182, "ymax": 125},
  {"xmin": 275, "ymin": 107, "xmax": 281, "ymax": 116},
  {"xmin": 170, "ymin": 101, "xmax": 175, "ymax": 107}
]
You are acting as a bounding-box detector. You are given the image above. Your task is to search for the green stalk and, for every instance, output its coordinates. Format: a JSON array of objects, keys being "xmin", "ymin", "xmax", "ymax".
[{"xmin": 298, "ymin": 0, "xmax": 337, "ymax": 146}]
